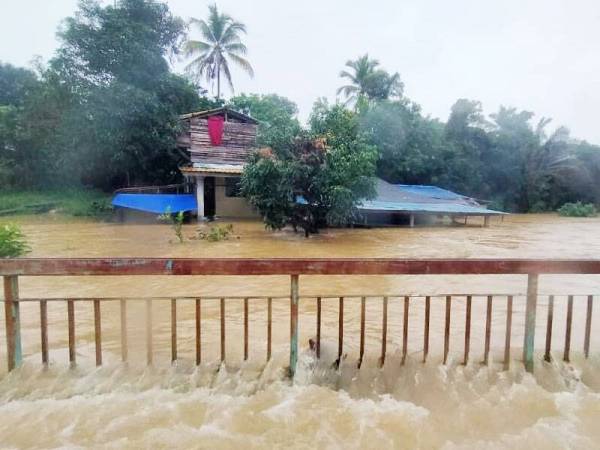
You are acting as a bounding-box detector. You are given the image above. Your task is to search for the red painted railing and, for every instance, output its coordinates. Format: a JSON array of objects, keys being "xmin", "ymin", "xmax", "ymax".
[{"xmin": 1, "ymin": 258, "xmax": 598, "ymax": 375}]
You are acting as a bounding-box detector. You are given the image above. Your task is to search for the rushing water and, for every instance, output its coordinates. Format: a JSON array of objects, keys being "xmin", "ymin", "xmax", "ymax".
[{"xmin": 1, "ymin": 214, "xmax": 600, "ymax": 449}]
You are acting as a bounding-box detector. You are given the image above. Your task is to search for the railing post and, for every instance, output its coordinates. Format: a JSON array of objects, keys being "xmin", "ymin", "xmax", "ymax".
[
  {"xmin": 523, "ymin": 274, "xmax": 538, "ymax": 373},
  {"xmin": 290, "ymin": 274, "xmax": 299, "ymax": 377},
  {"xmin": 3, "ymin": 275, "xmax": 22, "ymax": 371}
]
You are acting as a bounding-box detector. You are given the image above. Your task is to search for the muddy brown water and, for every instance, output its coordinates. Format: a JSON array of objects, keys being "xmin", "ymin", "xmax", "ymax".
[{"xmin": 1, "ymin": 213, "xmax": 599, "ymax": 449}]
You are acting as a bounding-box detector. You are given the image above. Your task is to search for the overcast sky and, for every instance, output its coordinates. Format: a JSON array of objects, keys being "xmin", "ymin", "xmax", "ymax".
[{"xmin": 2, "ymin": 0, "xmax": 600, "ymax": 143}]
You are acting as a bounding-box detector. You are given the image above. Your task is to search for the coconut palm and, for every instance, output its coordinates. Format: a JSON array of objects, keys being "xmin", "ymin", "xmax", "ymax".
[
  {"xmin": 337, "ymin": 54, "xmax": 403, "ymax": 106},
  {"xmin": 183, "ymin": 4, "xmax": 254, "ymax": 99}
]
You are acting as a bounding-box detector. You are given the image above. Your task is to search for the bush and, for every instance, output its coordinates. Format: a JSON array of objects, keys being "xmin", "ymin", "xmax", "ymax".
[
  {"xmin": 557, "ymin": 201, "xmax": 597, "ymax": 217},
  {"xmin": 196, "ymin": 224, "xmax": 235, "ymax": 242},
  {"xmin": 158, "ymin": 210, "xmax": 185, "ymax": 243},
  {"xmin": 0, "ymin": 223, "xmax": 30, "ymax": 258}
]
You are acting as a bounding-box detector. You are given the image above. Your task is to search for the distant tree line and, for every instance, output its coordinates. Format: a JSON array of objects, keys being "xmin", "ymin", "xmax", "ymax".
[{"xmin": 1, "ymin": 0, "xmax": 599, "ymax": 218}]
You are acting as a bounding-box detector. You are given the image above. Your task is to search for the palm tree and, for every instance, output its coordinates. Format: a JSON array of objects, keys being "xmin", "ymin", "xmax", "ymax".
[
  {"xmin": 183, "ymin": 4, "xmax": 254, "ymax": 99},
  {"xmin": 337, "ymin": 54, "xmax": 380, "ymax": 105},
  {"xmin": 337, "ymin": 54, "xmax": 403, "ymax": 106}
]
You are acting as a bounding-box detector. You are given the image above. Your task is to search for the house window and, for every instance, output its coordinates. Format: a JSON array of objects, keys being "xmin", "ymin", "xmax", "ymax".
[{"xmin": 225, "ymin": 177, "xmax": 242, "ymax": 197}]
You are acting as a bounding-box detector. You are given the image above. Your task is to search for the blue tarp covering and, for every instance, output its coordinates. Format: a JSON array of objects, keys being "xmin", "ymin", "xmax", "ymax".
[{"xmin": 112, "ymin": 194, "xmax": 197, "ymax": 214}]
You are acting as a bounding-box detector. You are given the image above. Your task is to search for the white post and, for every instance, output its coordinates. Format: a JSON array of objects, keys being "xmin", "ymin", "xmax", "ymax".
[
  {"xmin": 409, "ymin": 214, "xmax": 415, "ymax": 228},
  {"xmin": 195, "ymin": 176, "xmax": 205, "ymax": 220}
]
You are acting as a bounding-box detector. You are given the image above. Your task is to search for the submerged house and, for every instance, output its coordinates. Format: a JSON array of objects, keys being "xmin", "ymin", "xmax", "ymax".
[
  {"xmin": 113, "ymin": 106, "xmax": 504, "ymax": 225},
  {"xmin": 177, "ymin": 107, "xmax": 259, "ymax": 219}
]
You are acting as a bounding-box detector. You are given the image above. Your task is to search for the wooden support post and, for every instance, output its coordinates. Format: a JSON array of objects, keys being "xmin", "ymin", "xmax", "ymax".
[
  {"xmin": 3, "ymin": 275, "xmax": 21, "ymax": 371},
  {"xmin": 171, "ymin": 299, "xmax": 177, "ymax": 363},
  {"xmin": 196, "ymin": 176, "xmax": 205, "ymax": 220},
  {"xmin": 93, "ymin": 299, "xmax": 102, "ymax": 366},
  {"xmin": 146, "ymin": 299, "xmax": 153, "ymax": 366},
  {"xmin": 544, "ymin": 295, "xmax": 554, "ymax": 362},
  {"xmin": 443, "ymin": 296, "xmax": 451, "ymax": 364},
  {"xmin": 267, "ymin": 297, "xmax": 272, "ymax": 361},
  {"xmin": 409, "ymin": 214, "xmax": 415, "ymax": 228},
  {"xmin": 483, "ymin": 216, "xmax": 490, "ymax": 227},
  {"xmin": 67, "ymin": 300, "xmax": 76, "ymax": 366},
  {"xmin": 484, "ymin": 295, "xmax": 492, "ymax": 365},
  {"xmin": 243, "ymin": 297, "xmax": 249, "ymax": 361},
  {"xmin": 464, "ymin": 295, "xmax": 472, "ymax": 365},
  {"xmin": 316, "ymin": 296, "xmax": 321, "ymax": 359},
  {"xmin": 380, "ymin": 296, "xmax": 388, "ymax": 366},
  {"xmin": 120, "ymin": 299, "xmax": 127, "ymax": 363},
  {"xmin": 195, "ymin": 298, "xmax": 201, "ymax": 365},
  {"xmin": 584, "ymin": 295, "xmax": 593, "ymax": 359},
  {"xmin": 564, "ymin": 295, "xmax": 573, "ymax": 362},
  {"xmin": 290, "ymin": 275, "xmax": 299, "ymax": 377},
  {"xmin": 337, "ymin": 296, "xmax": 344, "ymax": 363},
  {"xmin": 504, "ymin": 296, "xmax": 513, "ymax": 370},
  {"xmin": 423, "ymin": 296, "xmax": 430, "ymax": 363},
  {"xmin": 40, "ymin": 300, "xmax": 48, "ymax": 365},
  {"xmin": 402, "ymin": 296, "xmax": 409, "ymax": 365},
  {"xmin": 358, "ymin": 296, "xmax": 365, "ymax": 368},
  {"xmin": 220, "ymin": 298, "xmax": 226, "ymax": 364},
  {"xmin": 523, "ymin": 274, "xmax": 538, "ymax": 373}
]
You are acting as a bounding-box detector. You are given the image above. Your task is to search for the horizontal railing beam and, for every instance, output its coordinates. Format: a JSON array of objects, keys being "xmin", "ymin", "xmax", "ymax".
[{"xmin": 2, "ymin": 258, "xmax": 600, "ymax": 276}]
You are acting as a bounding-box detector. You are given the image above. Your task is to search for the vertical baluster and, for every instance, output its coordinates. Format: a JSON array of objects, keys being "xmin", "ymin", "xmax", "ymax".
[
  {"xmin": 120, "ymin": 299, "xmax": 127, "ymax": 363},
  {"xmin": 195, "ymin": 298, "xmax": 201, "ymax": 365},
  {"xmin": 523, "ymin": 274, "xmax": 538, "ymax": 373},
  {"xmin": 423, "ymin": 296, "xmax": 430, "ymax": 363},
  {"xmin": 267, "ymin": 297, "xmax": 272, "ymax": 361},
  {"xmin": 68, "ymin": 300, "xmax": 76, "ymax": 366},
  {"xmin": 504, "ymin": 296, "xmax": 513, "ymax": 370},
  {"xmin": 220, "ymin": 297, "xmax": 226, "ymax": 364},
  {"xmin": 484, "ymin": 295, "xmax": 492, "ymax": 365},
  {"xmin": 564, "ymin": 295, "xmax": 573, "ymax": 362},
  {"xmin": 358, "ymin": 296, "xmax": 365, "ymax": 368},
  {"xmin": 3, "ymin": 275, "xmax": 21, "ymax": 372},
  {"xmin": 146, "ymin": 299, "xmax": 153, "ymax": 366},
  {"xmin": 171, "ymin": 299, "xmax": 177, "ymax": 363},
  {"xmin": 464, "ymin": 295, "xmax": 472, "ymax": 365},
  {"xmin": 402, "ymin": 296, "xmax": 409, "ymax": 365},
  {"xmin": 337, "ymin": 296, "xmax": 344, "ymax": 364},
  {"xmin": 94, "ymin": 299, "xmax": 102, "ymax": 366},
  {"xmin": 443, "ymin": 296, "xmax": 451, "ymax": 365},
  {"xmin": 244, "ymin": 297, "xmax": 249, "ymax": 361},
  {"xmin": 584, "ymin": 295, "xmax": 593, "ymax": 359},
  {"xmin": 544, "ymin": 295, "xmax": 554, "ymax": 362},
  {"xmin": 380, "ymin": 296, "xmax": 388, "ymax": 366},
  {"xmin": 316, "ymin": 296, "xmax": 321, "ymax": 359},
  {"xmin": 40, "ymin": 300, "xmax": 48, "ymax": 365},
  {"xmin": 290, "ymin": 276, "xmax": 299, "ymax": 376}
]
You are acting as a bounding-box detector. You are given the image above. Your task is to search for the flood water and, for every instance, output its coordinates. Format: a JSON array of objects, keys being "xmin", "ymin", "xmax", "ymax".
[{"xmin": 1, "ymin": 213, "xmax": 600, "ymax": 449}]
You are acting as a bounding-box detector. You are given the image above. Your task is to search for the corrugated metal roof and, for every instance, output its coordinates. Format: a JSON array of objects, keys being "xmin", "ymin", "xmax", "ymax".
[
  {"xmin": 180, "ymin": 164, "xmax": 244, "ymax": 175},
  {"xmin": 180, "ymin": 107, "xmax": 258, "ymax": 124},
  {"xmin": 358, "ymin": 200, "xmax": 504, "ymax": 215}
]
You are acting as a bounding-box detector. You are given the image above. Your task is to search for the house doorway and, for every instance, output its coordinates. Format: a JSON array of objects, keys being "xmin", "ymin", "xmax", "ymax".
[{"xmin": 203, "ymin": 176, "xmax": 216, "ymax": 217}]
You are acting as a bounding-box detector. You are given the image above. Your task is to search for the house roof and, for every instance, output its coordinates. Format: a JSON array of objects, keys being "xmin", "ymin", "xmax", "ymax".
[
  {"xmin": 358, "ymin": 179, "xmax": 505, "ymax": 215},
  {"xmin": 180, "ymin": 163, "xmax": 244, "ymax": 175},
  {"xmin": 180, "ymin": 106, "xmax": 258, "ymax": 124}
]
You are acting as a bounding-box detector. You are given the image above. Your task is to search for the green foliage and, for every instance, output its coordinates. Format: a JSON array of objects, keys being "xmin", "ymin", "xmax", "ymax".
[
  {"xmin": 184, "ymin": 4, "xmax": 253, "ymax": 98},
  {"xmin": 229, "ymin": 93, "xmax": 301, "ymax": 150},
  {"xmin": 242, "ymin": 102, "xmax": 377, "ymax": 236},
  {"xmin": 0, "ymin": 189, "xmax": 112, "ymax": 217},
  {"xmin": 158, "ymin": 209, "xmax": 185, "ymax": 243},
  {"xmin": 337, "ymin": 54, "xmax": 403, "ymax": 107},
  {"xmin": 196, "ymin": 224, "xmax": 235, "ymax": 242},
  {"xmin": 558, "ymin": 202, "xmax": 598, "ymax": 217},
  {"xmin": 0, "ymin": 224, "xmax": 30, "ymax": 258}
]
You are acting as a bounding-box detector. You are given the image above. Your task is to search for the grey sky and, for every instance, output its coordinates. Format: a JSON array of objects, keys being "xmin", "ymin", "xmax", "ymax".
[{"xmin": 2, "ymin": 0, "xmax": 600, "ymax": 143}]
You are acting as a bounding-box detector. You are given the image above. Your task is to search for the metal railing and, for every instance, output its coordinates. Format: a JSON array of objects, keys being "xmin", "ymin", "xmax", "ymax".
[{"xmin": 1, "ymin": 258, "xmax": 599, "ymax": 376}]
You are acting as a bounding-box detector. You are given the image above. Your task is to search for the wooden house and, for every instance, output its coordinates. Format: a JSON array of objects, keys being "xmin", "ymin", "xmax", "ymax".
[{"xmin": 178, "ymin": 107, "xmax": 259, "ymax": 218}]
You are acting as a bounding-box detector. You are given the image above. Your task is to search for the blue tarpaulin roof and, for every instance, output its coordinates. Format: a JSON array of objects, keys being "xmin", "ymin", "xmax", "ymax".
[{"xmin": 112, "ymin": 194, "xmax": 197, "ymax": 214}]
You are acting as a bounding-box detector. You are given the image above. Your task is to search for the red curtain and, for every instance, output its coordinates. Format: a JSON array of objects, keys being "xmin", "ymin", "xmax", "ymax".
[{"xmin": 207, "ymin": 116, "xmax": 225, "ymax": 146}]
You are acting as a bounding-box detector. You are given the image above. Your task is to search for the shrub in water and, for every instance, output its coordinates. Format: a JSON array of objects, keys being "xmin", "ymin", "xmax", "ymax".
[
  {"xmin": 158, "ymin": 210, "xmax": 185, "ymax": 243},
  {"xmin": 557, "ymin": 202, "xmax": 597, "ymax": 217},
  {"xmin": 0, "ymin": 224, "xmax": 30, "ymax": 258},
  {"xmin": 196, "ymin": 224, "xmax": 235, "ymax": 242}
]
